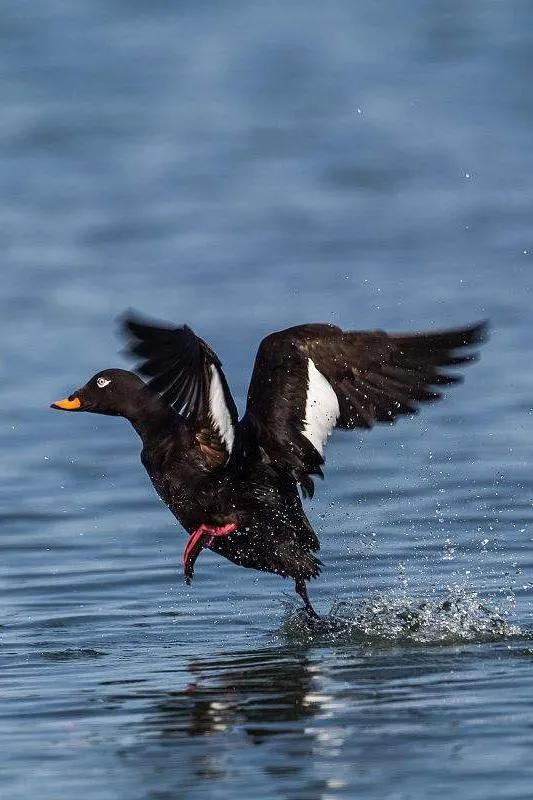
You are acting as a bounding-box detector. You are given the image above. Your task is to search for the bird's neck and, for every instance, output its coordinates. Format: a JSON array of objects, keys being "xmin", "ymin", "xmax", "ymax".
[{"xmin": 126, "ymin": 395, "xmax": 187, "ymax": 447}]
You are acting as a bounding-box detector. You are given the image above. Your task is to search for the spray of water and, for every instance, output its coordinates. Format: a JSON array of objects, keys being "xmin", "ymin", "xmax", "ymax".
[{"xmin": 279, "ymin": 589, "xmax": 523, "ymax": 645}]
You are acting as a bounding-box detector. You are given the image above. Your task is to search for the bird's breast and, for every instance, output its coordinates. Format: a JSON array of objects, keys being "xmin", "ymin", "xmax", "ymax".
[{"xmin": 141, "ymin": 449, "xmax": 236, "ymax": 531}]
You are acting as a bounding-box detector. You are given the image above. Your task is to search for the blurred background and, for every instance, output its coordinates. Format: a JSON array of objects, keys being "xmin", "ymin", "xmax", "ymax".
[{"xmin": 1, "ymin": 2, "xmax": 532, "ymax": 799}]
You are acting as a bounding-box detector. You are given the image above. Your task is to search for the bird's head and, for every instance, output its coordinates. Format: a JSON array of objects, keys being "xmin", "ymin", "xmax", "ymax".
[{"xmin": 51, "ymin": 368, "xmax": 147, "ymax": 418}]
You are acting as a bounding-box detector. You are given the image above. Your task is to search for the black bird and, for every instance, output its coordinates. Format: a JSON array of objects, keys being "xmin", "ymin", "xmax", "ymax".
[{"xmin": 51, "ymin": 314, "xmax": 487, "ymax": 617}]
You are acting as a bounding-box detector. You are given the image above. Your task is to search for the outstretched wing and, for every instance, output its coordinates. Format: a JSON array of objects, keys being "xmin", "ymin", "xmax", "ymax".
[
  {"xmin": 240, "ymin": 321, "xmax": 488, "ymax": 496},
  {"xmin": 122, "ymin": 312, "xmax": 238, "ymax": 469}
]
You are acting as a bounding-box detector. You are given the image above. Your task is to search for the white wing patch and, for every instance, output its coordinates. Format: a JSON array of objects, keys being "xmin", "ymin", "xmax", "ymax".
[
  {"xmin": 302, "ymin": 358, "xmax": 340, "ymax": 455},
  {"xmin": 208, "ymin": 364, "xmax": 235, "ymax": 454}
]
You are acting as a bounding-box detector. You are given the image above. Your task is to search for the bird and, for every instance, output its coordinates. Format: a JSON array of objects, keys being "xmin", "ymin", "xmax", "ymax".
[{"xmin": 51, "ymin": 313, "xmax": 488, "ymax": 618}]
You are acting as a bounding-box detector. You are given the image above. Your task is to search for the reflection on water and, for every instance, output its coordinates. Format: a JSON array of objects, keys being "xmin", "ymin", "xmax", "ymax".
[
  {"xmin": 132, "ymin": 649, "xmax": 317, "ymax": 741},
  {"xmin": 105, "ymin": 648, "xmax": 322, "ymax": 798},
  {"xmin": 98, "ymin": 640, "xmax": 533, "ymax": 800}
]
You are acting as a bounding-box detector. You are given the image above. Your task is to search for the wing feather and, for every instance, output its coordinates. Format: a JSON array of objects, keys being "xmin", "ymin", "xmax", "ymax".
[
  {"xmin": 122, "ymin": 312, "xmax": 238, "ymax": 468},
  {"xmin": 239, "ymin": 320, "xmax": 488, "ymax": 494}
]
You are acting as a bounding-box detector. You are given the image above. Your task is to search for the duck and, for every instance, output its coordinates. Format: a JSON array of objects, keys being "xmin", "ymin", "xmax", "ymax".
[{"xmin": 51, "ymin": 313, "xmax": 487, "ymax": 617}]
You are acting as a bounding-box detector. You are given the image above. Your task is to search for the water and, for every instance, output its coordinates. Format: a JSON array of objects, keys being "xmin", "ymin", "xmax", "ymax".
[{"xmin": 2, "ymin": 1, "xmax": 533, "ymax": 798}]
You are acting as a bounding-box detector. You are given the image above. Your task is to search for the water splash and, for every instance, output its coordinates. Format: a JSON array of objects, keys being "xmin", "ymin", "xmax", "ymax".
[{"xmin": 279, "ymin": 590, "xmax": 523, "ymax": 645}]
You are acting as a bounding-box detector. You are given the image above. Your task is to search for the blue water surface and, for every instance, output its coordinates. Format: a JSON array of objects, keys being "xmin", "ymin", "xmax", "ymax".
[{"xmin": 1, "ymin": 2, "xmax": 533, "ymax": 799}]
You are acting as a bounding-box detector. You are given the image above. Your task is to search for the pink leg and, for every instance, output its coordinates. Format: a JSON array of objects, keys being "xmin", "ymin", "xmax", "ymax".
[{"xmin": 183, "ymin": 523, "xmax": 238, "ymax": 584}]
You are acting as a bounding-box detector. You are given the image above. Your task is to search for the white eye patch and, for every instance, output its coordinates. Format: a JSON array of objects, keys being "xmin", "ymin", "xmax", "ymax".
[{"xmin": 96, "ymin": 377, "xmax": 111, "ymax": 388}]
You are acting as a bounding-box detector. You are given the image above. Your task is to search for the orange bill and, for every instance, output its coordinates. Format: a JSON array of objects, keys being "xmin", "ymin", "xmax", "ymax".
[{"xmin": 50, "ymin": 397, "xmax": 81, "ymax": 411}]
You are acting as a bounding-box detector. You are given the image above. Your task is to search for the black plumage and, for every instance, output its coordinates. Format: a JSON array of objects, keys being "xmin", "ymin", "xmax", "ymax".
[{"xmin": 51, "ymin": 314, "xmax": 488, "ymax": 617}]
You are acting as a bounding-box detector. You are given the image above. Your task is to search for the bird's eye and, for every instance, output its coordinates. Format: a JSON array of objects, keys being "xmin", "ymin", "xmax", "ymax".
[{"xmin": 97, "ymin": 377, "xmax": 111, "ymax": 388}]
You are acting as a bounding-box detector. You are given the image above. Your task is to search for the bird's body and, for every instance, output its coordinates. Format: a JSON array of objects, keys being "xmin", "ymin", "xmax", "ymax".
[
  {"xmin": 132, "ymin": 397, "xmax": 320, "ymax": 596},
  {"xmin": 52, "ymin": 316, "xmax": 487, "ymax": 617}
]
